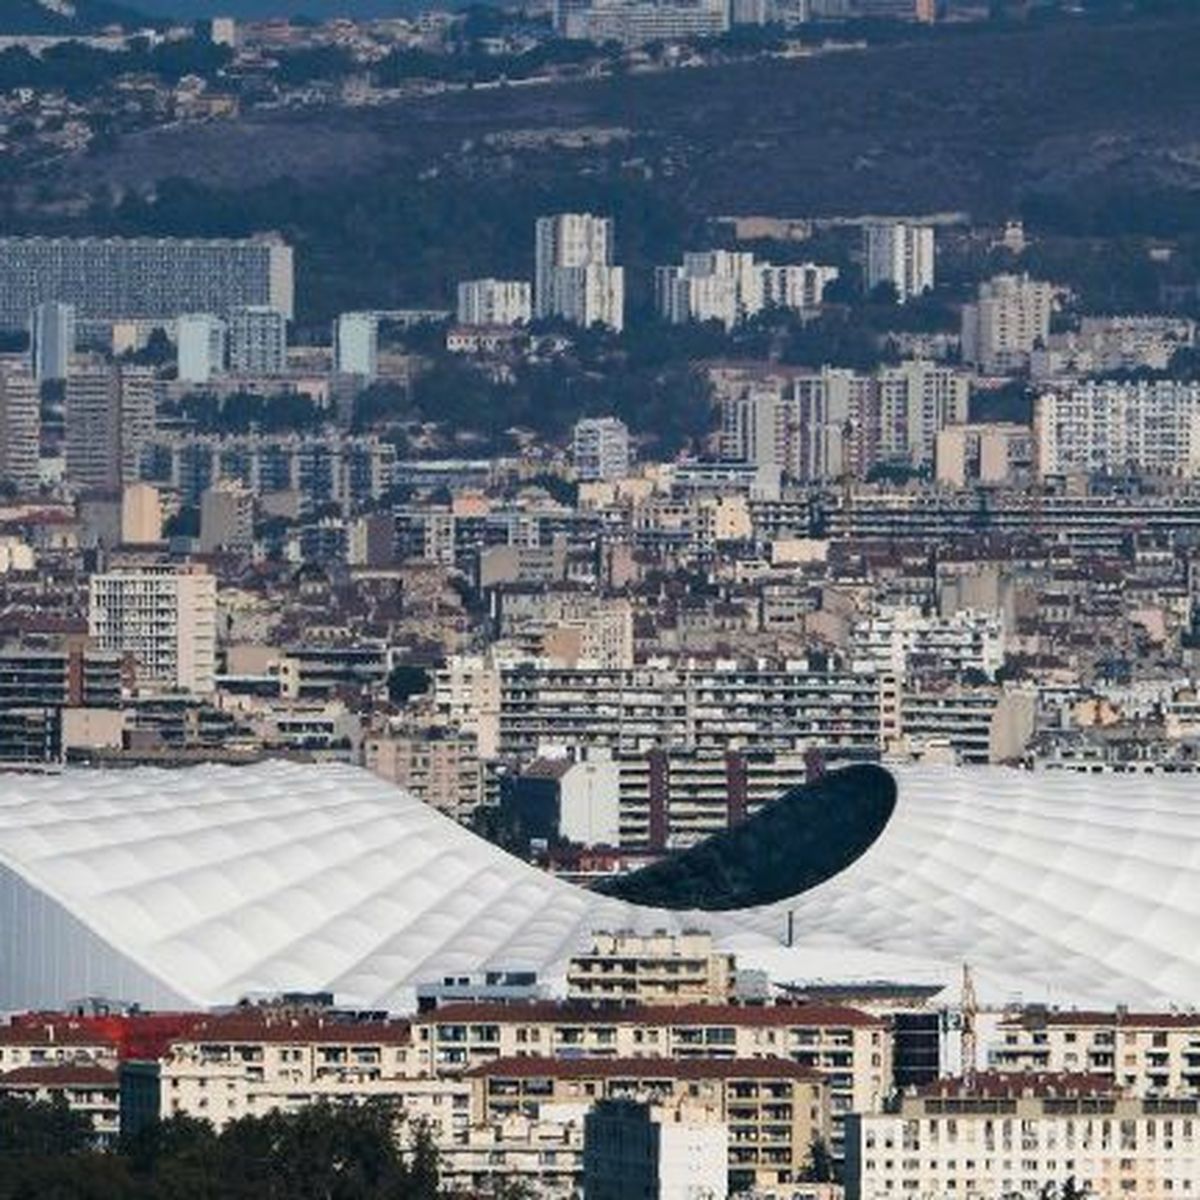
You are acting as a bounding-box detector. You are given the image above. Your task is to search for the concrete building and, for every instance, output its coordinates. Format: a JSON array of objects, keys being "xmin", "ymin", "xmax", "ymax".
[
  {"xmin": 176, "ymin": 313, "xmax": 227, "ymax": 384},
  {"xmin": 557, "ymin": 0, "xmax": 729, "ymax": 47},
  {"xmin": 199, "ymin": 481, "xmax": 255, "ymax": 553},
  {"xmin": 30, "ymin": 300, "xmax": 75, "ymax": 383},
  {"xmin": 333, "ymin": 312, "xmax": 378, "ymax": 379},
  {"xmin": 121, "ymin": 482, "xmax": 163, "ymax": 545},
  {"xmin": 567, "ymin": 930, "xmax": 736, "ymax": 1006},
  {"xmin": 846, "ymin": 1075, "xmax": 1200, "ymax": 1200},
  {"xmin": 65, "ymin": 367, "xmax": 156, "ymax": 493},
  {"xmin": 227, "ymin": 306, "xmax": 287, "ymax": 375},
  {"xmin": 0, "ymin": 1064, "xmax": 119, "ymax": 1147},
  {"xmin": 456, "ymin": 279, "xmax": 533, "ymax": 327},
  {"xmin": 88, "ymin": 564, "xmax": 217, "ymax": 694},
  {"xmin": 584, "ymin": 1098, "xmax": 727, "ymax": 1200},
  {"xmin": 364, "ymin": 728, "xmax": 483, "ymax": 823},
  {"xmin": 851, "ymin": 607, "xmax": 1006, "ymax": 680},
  {"xmin": 535, "ymin": 214, "xmax": 624, "ymax": 332},
  {"xmin": 0, "ymin": 368, "xmax": 41, "ymax": 493},
  {"xmin": 573, "ymin": 416, "xmax": 631, "ymax": 482},
  {"xmin": 862, "ymin": 221, "xmax": 934, "ymax": 303},
  {"xmin": 1031, "ymin": 314, "xmax": 1195, "ymax": 380},
  {"xmin": 0, "ymin": 236, "xmax": 294, "ymax": 329},
  {"xmin": 961, "ymin": 273, "xmax": 1056, "ymax": 374},
  {"xmin": 935, "ymin": 422, "xmax": 1033, "ymax": 488}
]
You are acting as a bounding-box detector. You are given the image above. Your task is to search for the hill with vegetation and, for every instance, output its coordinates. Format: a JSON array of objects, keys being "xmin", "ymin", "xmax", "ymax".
[{"xmin": 1, "ymin": 0, "xmax": 152, "ymax": 33}]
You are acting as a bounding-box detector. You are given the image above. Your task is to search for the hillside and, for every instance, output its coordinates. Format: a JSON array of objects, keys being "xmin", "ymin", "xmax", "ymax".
[{"xmin": 1, "ymin": 0, "xmax": 153, "ymax": 33}]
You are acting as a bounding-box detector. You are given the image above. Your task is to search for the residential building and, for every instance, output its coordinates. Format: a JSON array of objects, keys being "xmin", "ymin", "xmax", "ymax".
[
  {"xmin": 934, "ymin": 422, "xmax": 1033, "ymax": 487},
  {"xmin": 456, "ymin": 279, "xmax": 533, "ymax": 327},
  {"xmin": 88, "ymin": 564, "xmax": 218, "ymax": 694},
  {"xmin": 0, "ymin": 1064, "xmax": 119, "ymax": 1146},
  {"xmin": 0, "ymin": 368, "xmax": 40, "ymax": 493},
  {"xmin": 65, "ymin": 367, "xmax": 156, "ymax": 492},
  {"xmin": 0, "ymin": 235, "xmax": 294, "ymax": 328},
  {"xmin": 1031, "ymin": 314, "xmax": 1195, "ymax": 380},
  {"xmin": 850, "ymin": 607, "xmax": 1006, "ymax": 680},
  {"xmin": 845, "ymin": 1075, "xmax": 1200, "ymax": 1200},
  {"xmin": 566, "ymin": 930, "xmax": 736, "ymax": 1006},
  {"xmin": 557, "ymin": 0, "xmax": 729, "ymax": 47},
  {"xmin": 121, "ymin": 482, "xmax": 162, "ymax": 544},
  {"xmin": 573, "ymin": 416, "xmax": 631, "ymax": 482},
  {"xmin": 176, "ymin": 313, "xmax": 227, "ymax": 384},
  {"xmin": 862, "ymin": 222, "xmax": 934, "ymax": 302},
  {"xmin": 334, "ymin": 312, "xmax": 378, "ymax": 379},
  {"xmin": 364, "ymin": 728, "xmax": 483, "ymax": 822},
  {"xmin": 30, "ymin": 300, "xmax": 75, "ymax": 382},
  {"xmin": 227, "ymin": 306, "xmax": 287, "ymax": 375},
  {"xmin": 534, "ymin": 214, "xmax": 624, "ymax": 332},
  {"xmin": 961, "ymin": 273, "xmax": 1056, "ymax": 374},
  {"xmin": 199, "ymin": 481, "xmax": 255, "ymax": 553}
]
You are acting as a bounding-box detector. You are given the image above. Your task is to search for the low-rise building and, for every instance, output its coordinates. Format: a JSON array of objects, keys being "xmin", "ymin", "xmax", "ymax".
[{"xmin": 567, "ymin": 930, "xmax": 736, "ymax": 1007}]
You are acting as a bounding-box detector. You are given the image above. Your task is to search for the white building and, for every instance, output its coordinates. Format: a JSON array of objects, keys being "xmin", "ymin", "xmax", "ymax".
[
  {"xmin": 535, "ymin": 214, "xmax": 624, "ymax": 332},
  {"xmin": 88, "ymin": 563, "xmax": 217, "ymax": 694},
  {"xmin": 333, "ymin": 312, "xmax": 378, "ymax": 379},
  {"xmin": 227, "ymin": 306, "xmax": 287, "ymax": 375},
  {"xmin": 961, "ymin": 272, "xmax": 1056, "ymax": 374},
  {"xmin": 862, "ymin": 221, "xmax": 934, "ymax": 303},
  {"xmin": 572, "ymin": 416, "xmax": 631, "ymax": 482},
  {"xmin": 1031, "ymin": 314, "xmax": 1195, "ymax": 380},
  {"xmin": 852, "ymin": 607, "xmax": 1006, "ymax": 680},
  {"xmin": 558, "ymin": 0, "xmax": 729, "ymax": 46},
  {"xmin": 0, "ymin": 368, "xmax": 40, "ymax": 493},
  {"xmin": 456, "ymin": 279, "xmax": 533, "ymax": 327},
  {"xmin": 30, "ymin": 300, "xmax": 74, "ymax": 383},
  {"xmin": 176, "ymin": 313, "xmax": 227, "ymax": 385},
  {"xmin": 1035, "ymin": 380, "xmax": 1200, "ymax": 478}
]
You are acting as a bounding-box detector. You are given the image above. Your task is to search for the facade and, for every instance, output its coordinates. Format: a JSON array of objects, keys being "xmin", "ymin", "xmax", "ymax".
[
  {"xmin": 934, "ymin": 422, "xmax": 1033, "ymax": 488},
  {"xmin": 31, "ymin": 300, "xmax": 75, "ymax": 383},
  {"xmin": 227, "ymin": 306, "xmax": 287, "ymax": 375},
  {"xmin": 176, "ymin": 313, "xmax": 227, "ymax": 384},
  {"xmin": 88, "ymin": 564, "xmax": 217, "ymax": 695},
  {"xmin": 65, "ymin": 367, "xmax": 156, "ymax": 493},
  {"xmin": 850, "ymin": 607, "xmax": 1006, "ymax": 680},
  {"xmin": 961, "ymin": 273, "xmax": 1055, "ymax": 374},
  {"xmin": 558, "ymin": 0, "xmax": 729, "ymax": 47},
  {"xmin": 456, "ymin": 279, "xmax": 533, "ymax": 327},
  {"xmin": 0, "ymin": 236, "xmax": 294, "ymax": 328},
  {"xmin": 572, "ymin": 416, "xmax": 631, "ymax": 482},
  {"xmin": 199, "ymin": 481, "xmax": 255, "ymax": 552},
  {"xmin": 1034, "ymin": 381, "xmax": 1200, "ymax": 478},
  {"xmin": 334, "ymin": 312, "xmax": 379, "ymax": 379},
  {"xmin": 121, "ymin": 482, "xmax": 163, "ymax": 545},
  {"xmin": 862, "ymin": 222, "xmax": 934, "ymax": 303},
  {"xmin": 364, "ymin": 728, "xmax": 483, "ymax": 822},
  {"xmin": 0, "ymin": 368, "xmax": 41, "ymax": 493},
  {"xmin": 567, "ymin": 929, "xmax": 735, "ymax": 1006},
  {"xmin": 0, "ymin": 1064, "xmax": 120, "ymax": 1146},
  {"xmin": 534, "ymin": 214, "xmax": 624, "ymax": 332}
]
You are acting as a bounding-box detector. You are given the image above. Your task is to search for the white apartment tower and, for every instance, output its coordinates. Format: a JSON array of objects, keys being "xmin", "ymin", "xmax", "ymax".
[
  {"xmin": 456, "ymin": 279, "xmax": 533, "ymax": 327},
  {"xmin": 88, "ymin": 563, "xmax": 217, "ymax": 694},
  {"xmin": 535, "ymin": 214, "xmax": 624, "ymax": 332},
  {"xmin": 0, "ymin": 369, "xmax": 40, "ymax": 493},
  {"xmin": 961, "ymin": 272, "xmax": 1055, "ymax": 373},
  {"xmin": 573, "ymin": 416, "xmax": 631, "ymax": 482},
  {"xmin": 862, "ymin": 221, "xmax": 935, "ymax": 303},
  {"xmin": 333, "ymin": 312, "xmax": 378, "ymax": 379},
  {"xmin": 227, "ymin": 306, "xmax": 287, "ymax": 375},
  {"xmin": 30, "ymin": 301, "xmax": 75, "ymax": 383},
  {"xmin": 176, "ymin": 314, "xmax": 227, "ymax": 384}
]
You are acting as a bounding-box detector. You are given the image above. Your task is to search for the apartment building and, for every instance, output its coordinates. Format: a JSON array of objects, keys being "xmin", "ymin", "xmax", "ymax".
[
  {"xmin": 850, "ymin": 607, "xmax": 1006, "ymax": 680},
  {"xmin": 468, "ymin": 1056, "xmax": 827, "ymax": 1194},
  {"xmin": 456, "ymin": 278, "xmax": 533, "ymax": 327},
  {"xmin": 991, "ymin": 1011, "xmax": 1200, "ymax": 1097},
  {"xmin": 333, "ymin": 311, "xmax": 378, "ymax": 379},
  {"xmin": 1035, "ymin": 381, "xmax": 1200, "ymax": 477},
  {"xmin": 566, "ymin": 930, "xmax": 736, "ymax": 1006},
  {"xmin": 65, "ymin": 367, "xmax": 156, "ymax": 492},
  {"xmin": 364, "ymin": 728, "xmax": 483, "ymax": 821},
  {"xmin": 862, "ymin": 222, "xmax": 934, "ymax": 303},
  {"xmin": 227, "ymin": 306, "xmax": 287, "ymax": 375},
  {"xmin": 0, "ymin": 368, "xmax": 41, "ymax": 493},
  {"xmin": 0, "ymin": 235, "xmax": 294, "ymax": 328},
  {"xmin": 935, "ymin": 422, "xmax": 1033, "ymax": 488},
  {"xmin": 438, "ymin": 1113, "xmax": 584, "ymax": 1199},
  {"xmin": 961, "ymin": 273, "xmax": 1056, "ymax": 374},
  {"xmin": 87, "ymin": 563, "xmax": 217, "ymax": 694},
  {"xmin": 572, "ymin": 415, "xmax": 631, "ymax": 482},
  {"xmin": 0, "ymin": 1021, "xmax": 119, "ymax": 1072},
  {"xmin": 176, "ymin": 313, "xmax": 227, "ymax": 384},
  {"xmin": 534, "ymin": 214, "xmax": 624, "ymax": 332},
  {"xmin": 31, "ymin": 299, "xmax": 74, "ymax": 382},
  {"xmin": 1031, "ymin": 314, "xmax": 1195, "ymax": 380},
  {"xmin": 0, "ymin": 1064, "xmax": 120, "ymax": 1146},
  {"xmin": 557, "ymin": 0, "xmax": 729, "ymax": 47},
  {"xmin": 846, "ymin": 1075, "xmax": 1200, "ymax": 1200}
]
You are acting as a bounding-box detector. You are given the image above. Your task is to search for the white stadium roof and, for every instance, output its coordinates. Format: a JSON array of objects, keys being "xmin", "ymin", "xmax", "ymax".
[{"xmin": 0, "ymin": 761, "xmax": 1197, "ymax": 1012}]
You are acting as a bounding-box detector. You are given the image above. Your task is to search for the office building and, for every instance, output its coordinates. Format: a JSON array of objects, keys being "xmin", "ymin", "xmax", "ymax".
[
  {"xmin": 862, "ymin": 221, "xmax": 934, "ymax": 302},
  {"xmin": 0, "ymin": 236, "xmax": 294, "ymax": 329},
  {"xmin": 534, "ymin": 214, "xmax": 624, "ymax": 332},
  {"xmin": 961, "ymin": 273, "xmax": 1056, "ymax": 373},
  {"xmin": 65, "ymin": 367, "xmax": 156, "ymax": 493},
  {"xmin": 227, "ymin": 306, "xmax": 287, "ymax": 375},
  {"xmin": 333, "ymin": 312, "xmax": 378, "ymax": 379},
  {"xmin": 88, "ymin": 564, "xmax": 217, "ymax": 694},
  {"xmin": 121, "ymin": 482, "xmax": 162, "ymax": 545},
  {"xmin": 176, "ymin": 314, "xmax": 227, "ymax": 385},
  {"xmin": 572, "ymin": 416, "xmax": 631, "ymax": 481},
  {"xmin": 0, "ymin": 369, "xmax": 40, "ymax": 493},
  {"xmin": 456, "ymin": 279, "xmax": 533, "ymax": 327},
  {"xmin": 30, "ymin": 300, "xmax": 75, "ymax": 383}
]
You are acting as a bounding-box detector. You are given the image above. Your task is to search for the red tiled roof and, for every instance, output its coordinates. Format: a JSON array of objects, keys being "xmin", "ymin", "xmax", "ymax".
[
  {"xmin": 0, "ymin": 1023, "xmax": 119, "ymax": 1049},
  {"xmin": 169, "ymin": 1015, "xmax": 411, "ymax": 1048},
  {"xmin": 465, "ymin": 1055, "xmax": 822, "ymax": 1082},
  {"xmin": 0, "ymin": 1064, "xmax": 118, "ymax": 1088},
  {"xmin": 423, "ymin": 1001, "xmax": 883, "ymax": 1029}
]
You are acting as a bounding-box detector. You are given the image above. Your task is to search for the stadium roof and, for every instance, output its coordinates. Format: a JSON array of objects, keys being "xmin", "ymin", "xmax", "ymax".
[{"xmin": 0, "ymin": 761, "xmax": 1197, "ymax": 1012}]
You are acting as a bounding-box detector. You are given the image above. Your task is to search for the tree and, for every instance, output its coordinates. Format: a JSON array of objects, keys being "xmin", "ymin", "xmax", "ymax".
[{"xmin": 387, "ymin": 665, "xmax": 431, "ymax": 706}]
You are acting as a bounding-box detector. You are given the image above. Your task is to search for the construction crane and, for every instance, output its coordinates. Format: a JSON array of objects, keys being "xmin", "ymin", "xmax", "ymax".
[{"xmin": 961, "ymin": 962, "xmax": 979, "ymax": 1089}]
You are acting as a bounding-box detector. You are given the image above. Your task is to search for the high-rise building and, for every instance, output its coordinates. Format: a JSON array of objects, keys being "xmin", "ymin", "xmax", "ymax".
[
  {"xmin": 333, "ymin": 312, "xmax": 378, "ymax": 379},
  {"xmin": 456, "ymin": 280, "xmax": 533, "ymax": 327},
  {"xmin": 534, "ymin": 214, "xmax": 624, "ymax": 332},
  {"xmin": 176, "ymin": 314, "xmax": 227, "ymax": 384},
  {"xmin": 88, "ymin": 563, "xmax": 217, "ymax": 694},
  {"xmin": 862, "ymin": 221, "xmax": 935, "ymax": 303},
  {"xmin": 0, "ymin": 236, "xmax": 294, "ymax": 330},
  {"xmin": 572, "ymin": 416, "xmax": 631, "ymax": 481},
  {"xmin": 557, "ymin": 0, "xmax": 729, "ymax": 46},
  {"xmin": 121, "ymin": 482, "xmax": 163, "ymax": 545},
  {"xmin": 0, "ymin": 369, "xmax": 40, "ymax": 494},
  {"xmin": 30, "ymin": 301, "xmax": 75, "ymax": 383},
  {"xmin": 199, "ymin": 481, "xmax": 255, "ymax": 553},
  {"xmin": 65, "ymin": 367, "xmax": 156, "ymax": 493},
  {"xmin": 227, "ymin": 307, "xmax": 287, "ymax": 375},
  {"xmin": 960, "ymin": 273, "xmax": 1055, "ymax": 374}
]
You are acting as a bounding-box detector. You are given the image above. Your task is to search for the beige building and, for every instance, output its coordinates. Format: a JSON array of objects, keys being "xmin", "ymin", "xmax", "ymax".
[
  {"xmin": 199, "ymin": 481, "xmax": 255, "ymax": 553},
  {"xmin": 0, "ymin": 368, "xmax": 40, "ymax": 494},
  {"xmin": 121, "ymin": 482, "xmax": 163, "ymax": 545},
  {"xmin": 567, "ymin": 930, "xmax": 735, "ymax": 1007},
  {"xmin": 847, "ymin": 1075, "xmax": 1200, "ymax": 1200},
  {"xmin": 65, "ymin": 367, "xmax": 155, "ymax": 493},
  {"xmin": 364, "ymin": 727, "xmax": 483, "ymax": 822},
  {"xmin": 935, "ymin": 423, "xmax": 1033, "ymax": 488},
  {"xmin": 961, "ymin": 273, "xmax": 1056, "ymax": 374},
  {"xmin": 0, "ymin": 1063, "xmax": 120, "ymax": 1145}
]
